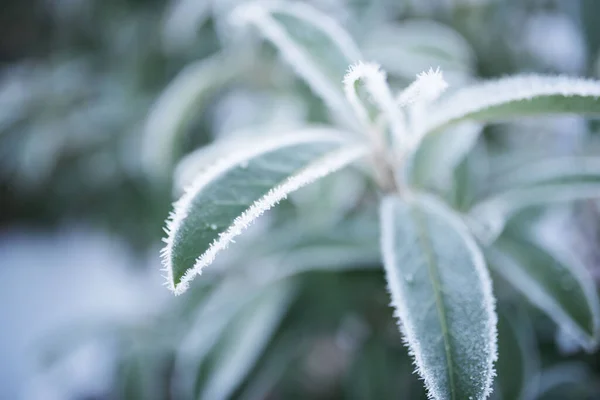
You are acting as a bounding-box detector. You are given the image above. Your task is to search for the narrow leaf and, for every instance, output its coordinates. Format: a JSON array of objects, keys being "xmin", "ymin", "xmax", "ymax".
[
  {"xmin": 343, "ymin": 61, "xmax": 408, "ymax": 141},
  {"xmin": 423, "ymin": 75, "xmax": 600, "ymax": 134},
  {"xmin": 487, "ymin": 156, "xmax": 600, "ymax": 193},
  {"xmin": 173, "ymin": 130, "xmax": 276, "ymax": 194},
  {"xmin": 363, "ymin": 20, "xmax": 475, "ymax": 84},
  {"xmin": 493, "ymin": 307, "xmax": 539, "ymax": 400},
  {"xmin": 534, "ymin": 363, "xmax": 597, "ymax": 398},
  {"xmin": 380, "ymin": 194, "xmax": 497, "ymax": 400},
  {"xmin": 142, "ymin": 53, "xmax": 242, "ymax": 178},
  {"xmin": 200, "ymin": 281, "xmax": 294, "ymax": 400},
  {"xmin": 469, "ymin": 183, "xmax": 600, "ymax": 243},
  {"xmin": 488, "ymin": 233, "xmax": 600, "ymax": 350},
  {"xmin": 408, "ymin": 121, "xmax": 482, "ymax": 191},
  {"xmin": 232, "ymin": 2, "xmax": 361, "ymax": 124},
  {"xmin": 172, "ymin": 277, "xmax": 257, "ymax": 398},
  {"xmin": 162, "ymin": 130, "xmax": 368, "ymax": 294}
]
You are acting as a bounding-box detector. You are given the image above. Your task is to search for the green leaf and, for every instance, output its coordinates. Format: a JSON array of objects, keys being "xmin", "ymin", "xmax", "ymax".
[
  {"xmin": 363, "ymin": 20, "xmax": 475, "ymax": 84},
  {"xmin": 162, "ymin": 0, "xmax": 211, "ymax": 50},
  {"xmin": 488, "ymin": 233, "xmax": 600, "ymax": 350},
  {"xmin": 486, "ymin": 156, "xmax": 600, "ymax": 193},
  {"xmin": 493, "ymin": 307, "xmax": 539, "ymax": 400},
  {"xmin": 380, "ymin": 194, "xmax": 497, "ymax": 400},
  {"xmin": 173, "ymin": 131, "xmax": 276, "ymax": 194},
  {"xmin": 162, "ymin": 130, "xmax": 368, "ymax": 294},
  {"xmin": 233, "ymin": 2, "xmax": 362, "ymax": 125},
  {"xmin": 142, "ymin": 53, "xmax": 243, "ymax": 179},
  {"xmin": 535, "ymin": 362, "xmax": 598, "ymax": 399},
  {"xmin": 171, "ymin": 277, "xmax": 256, "ymax": 399},
  {"xmin": 424, "ymin": 75, "xmax": 600, "ymax": 134},
  {"xmin": 469, "ymin": 182, "xmax": 600, "ymax": 243},
  {"xmin": 200, "ymin": 281, "xmax": 295, "ymax": 400},
  {"xmin": 409, "ymin": 121, "xmax": 482, "ymax": 191}
]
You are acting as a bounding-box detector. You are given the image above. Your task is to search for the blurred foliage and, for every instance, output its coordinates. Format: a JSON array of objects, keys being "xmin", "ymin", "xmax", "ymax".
[{"xmin": 2, "ymin": 0, "xmax": 600, "ymax": 399}]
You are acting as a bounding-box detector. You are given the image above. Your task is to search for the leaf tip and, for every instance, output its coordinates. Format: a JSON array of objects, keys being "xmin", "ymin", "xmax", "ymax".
[{"xmin": 397, "ymin": 67, "xmax": 449, "ymax": 107}]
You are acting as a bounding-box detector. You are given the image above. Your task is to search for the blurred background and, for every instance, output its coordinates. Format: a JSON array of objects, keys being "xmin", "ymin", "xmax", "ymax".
[{"xmin": 2, "ymin": 0, "xmax": 600, "ymax": 399}]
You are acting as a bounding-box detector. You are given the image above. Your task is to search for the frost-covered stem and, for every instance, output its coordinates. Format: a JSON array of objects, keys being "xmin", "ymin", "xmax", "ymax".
[
  {"xmin": 368, "ymin": 122, "xmax": 397, "ymax": 193},
  {"xmin": 343, "ymin": 62, "xmax": 410, "ymax": 192}
]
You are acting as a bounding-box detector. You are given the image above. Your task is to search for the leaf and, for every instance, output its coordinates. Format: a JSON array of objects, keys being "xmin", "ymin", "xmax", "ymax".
[
  {"xmin": 344, "ymin": 338, "xmax": 418, "ymax": 400},
  {"xmin": 486, "ymin": 156, "xmax": 600, "ymax": 193},
  {"xmin": 232, "ymin": 2, "xmax": 362, "ymax": 125},
  {"xmin": 142, "ymin": 53, "xmax": 243, "ymax": 179},
  {"xmin": 162, "ymin": 0, "xmax": 212, "ymax": 50},
  {"xmin": 173, "ymin": 131, "xmax": 273, "ymax": 194},
  {"xmin": 408, "ymin": 121, "xmax": 482, "ymax": 191},
  {"xmin": 363, "ymin": 20, "xmax": 475, "ymax": 84},
  {"xmin": 199, "ymin": 281, "xmax": 295, "ymax": 400},
  {"xmin": 534, "ymin": 362, "xmax": 598, "ymax": 399},
  {"xmin": 344, "ymin": 61, "xmax": 409, "ymax": 147},
  {"xmin": 493, "ymin": 307, "xmax": 539, "ymax": 400},
  {"xmin": 236, "ymin": 331, "xmax": 303, "ymax": 400},
  {"xmin": 380, "ymin": 194, "xmax": 497, "ymax": 400},
  {"xmin": 423, "ymin": 75, "xmax": 600, "ymax": 134},
  {"xmin": 488, "ymin": 232, "xmax": 600, "ymax": 350},
  {"xmin": 171, "ymin": 277, "xmax": 256, "ymax": 399},
  {"xmin": 468, "ymin": 182, "xmax": 600, "ymax": 243},
  {"xmin": 162, "ymin": 129, "xmax": 368, "ymax": 294}
]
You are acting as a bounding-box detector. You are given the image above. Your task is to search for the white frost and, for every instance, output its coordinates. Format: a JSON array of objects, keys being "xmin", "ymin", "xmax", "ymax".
[
  {"xmin": 344, "ymin": 61, "xmax": 408, "ymax": 147},
  {"xmin": 380, "ymin": 194, "xmax": 497, "ymax": 400},
  {"xmin": 232, "ymin": 1, "xmax": 361, "ymax": 125},
  {"xmin": 397, "ymin": 67, "xmax": 449, "ymax": 107},
  {"xmin": 162, "ymin": 131, "xmax": 368, "ymax": 294},
  {"xmin": 424, "ymin": 74, "xmax": 600, "ymax": 133}
]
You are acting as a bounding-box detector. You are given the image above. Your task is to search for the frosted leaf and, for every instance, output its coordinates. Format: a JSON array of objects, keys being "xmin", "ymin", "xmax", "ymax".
[
  {"xmin": 423, "ymin": 74, "xmax": 600, "ymax": 134},
  {"xmin": 489, "ymin": 233, "xmax": 600, "ymax": 351},
  {"xmin": 142, "ymin": 53, "xmax": 242, "ymax": 178},
  {"xmin": 408, "ymin": 121, "xmax": 482, "ymax": 191},
  {"xmin": 397, "ymin": 67, "xmax": 449, "ymax": 108},
  {"xmin": 469, "ymin": 183, "xmax": 600, "ymax": 243},
  {"xmin": 232, "ymin": 1, "xmax": 362, "ymax": 126},
  {"xmin": 363, "ymin": 20, "xmax": 475, "ymax": 85},
  {"xmin": 162, "ymin": 130, "xmax": 368, "ymax": 294},
  {"xmin": 344, "ymin": 61, "xmax": 408, "ymax": 149},
  {"xmin": 381, "ymin": 193, "xmax": 497, "ymax": 400}
]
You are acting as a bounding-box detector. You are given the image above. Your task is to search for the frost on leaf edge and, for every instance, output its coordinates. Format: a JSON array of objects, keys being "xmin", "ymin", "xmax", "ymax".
[
  {"xmin": 232, "ymin": 1, "xmax": 362, "ymax": 124},
  {"xmin": 380, "ymin": 194, "xmax": 498, "ymax": 400},
  {"xmin": 161, "ymin": 131, "xmax": 368, "ymax": 295},
  {"xmin": 488, "ymin": 242, "xmax": 600, "ymax": 351},
  {"xmin": 424, "ymin": 74, "xmax": 600, "ymax": 134}
]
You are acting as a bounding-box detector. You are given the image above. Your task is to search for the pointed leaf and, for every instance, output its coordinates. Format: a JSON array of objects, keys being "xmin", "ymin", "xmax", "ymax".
[
  {"xmin": 380, "ymin": 194, "xmax": 497, "ymax": 400},
  {"xmin": 488, "ymin": 233, "xmax": 600, "ymax": 350},
  {"xmin": 162, "ymin": 130, "xmax": 368, "ymax": 294},
  {"xmin": 424, "ymin": 75, "xmax": 600, "ymax": 134},
  {"xmin": 232, "ymin": 2, "xmax": 361, "ymax": 124}
]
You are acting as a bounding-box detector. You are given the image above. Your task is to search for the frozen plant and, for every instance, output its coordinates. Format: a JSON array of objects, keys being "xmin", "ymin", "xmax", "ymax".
[{"xmin": 159, "ymin": 2, "xmax": 600, "ymax": 399}]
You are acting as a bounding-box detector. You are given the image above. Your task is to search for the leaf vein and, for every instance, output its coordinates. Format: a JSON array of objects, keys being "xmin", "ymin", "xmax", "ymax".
[{"xmin": 413, "ymin": 207, "xmax": 457, "ymax": 400}]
